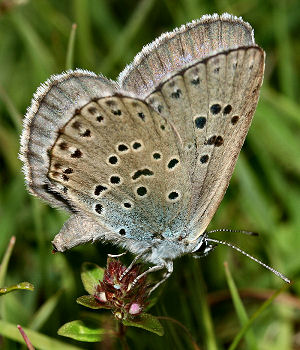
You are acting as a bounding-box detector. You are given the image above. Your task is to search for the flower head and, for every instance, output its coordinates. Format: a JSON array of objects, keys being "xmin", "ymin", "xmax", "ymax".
[{"xmin": 94, "ymin": 257, "xmax": 150, "ymax": 320}]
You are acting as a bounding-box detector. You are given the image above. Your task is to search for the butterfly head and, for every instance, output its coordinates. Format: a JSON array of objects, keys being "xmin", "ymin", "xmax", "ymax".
[{"xmin": 191, "ymin": 233, "xmax": 217, "ymax": 258}]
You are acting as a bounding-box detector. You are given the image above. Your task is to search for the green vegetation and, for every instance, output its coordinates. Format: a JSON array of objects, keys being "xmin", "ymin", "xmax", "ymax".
[{"xmin": 0, "ymin": 0, "xmax": 299, "ymax": 348}]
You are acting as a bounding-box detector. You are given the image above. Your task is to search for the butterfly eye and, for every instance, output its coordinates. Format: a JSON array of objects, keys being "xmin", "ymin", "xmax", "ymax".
[{"xmin": 192, "ymin": 239, "xmax": 215, "ymax": 258}]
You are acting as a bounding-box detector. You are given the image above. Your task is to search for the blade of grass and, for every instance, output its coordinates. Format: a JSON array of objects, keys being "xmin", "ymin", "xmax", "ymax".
[
  {"xmin": 254, "ymin": 105, "xmax": 300, "ymax": 174},
  {"xmin": 272, "ymin": 2, "xmax": 295, "ymax": 99},
  {"xmin": 180, "ymin": 0, "xmax": 209, "ymax": 22},
  {"xmin": 0, "ymin": 177, "xmax": 27, "ymax": 257},
  {"xmin": 229, "ymin": 283, "xmax": 290, "ymax": 350},
  {"xmin": 9, "ymin": 10, "xmax": 55, "ymax": 79},
  {"xmin": 99, "ymin": 0, "xmax": 156, "ymax": 75},
  {"xmin": 163, "ymin": 0, "xmax": 185, "ymax": 24},
  {"xmin": 31, "ymin": 198, "xmax": 49, "ymax": 290},
  {"xmin": 32, "ymin": 0, "xmax": 72, "ymax": 36},
  {"xmin": 234, "ymin": 154, "xmax": 286, "ymax": 276},
  {"xmin": 66, "ymin": 23, "xmax": 77, "ymax": 70},
  {"xmin": 263, "ymin": 87, "xmax": 300, "ymax": 125},
  {"xmin": 235, "ymin": 154, "xmax": 275, "ymax": 231},
  {"xmin": 0, "ymin": 83, "xmax": 22, "ymax": 133},
  {"xmin": 189, "ymin": 260, "xmax": 218, "ymax": 350},
  {"xmin": 90, "ymin": 0, "xmax": 120, "ymax": 46},
  {"xmin": 0, "ymin": 126, "xmax": 20, "ymax": 175},
  {"xmin": 0, "ymin": 320, "xmax": 83, "ymax": 350},
  {"xmin": 28, "ymin": 290, "xmax": 63, "ymax": 331},
  {"xmin": 73, "ymin": 0, "xmax": 95, "ymax": 68},
  {"xmin": 0, "ymin": 236, "xmax": 16, "ymax": 287},
  {"xmin": 224, "ymin": 262, "xmax": 258, "ymax": 350},
  {"xmin": 248, "ymin": 128, "xmax": 299, "ymax": 227},
  {"xmin": 159, "ymin": 304, "xmax": 184, "ymax": 349}
]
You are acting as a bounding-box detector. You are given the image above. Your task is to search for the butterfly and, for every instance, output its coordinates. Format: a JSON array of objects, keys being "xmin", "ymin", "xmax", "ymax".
[{"xmin": 21, "ymin": 13, "xmax": 288, "ymax": 290}]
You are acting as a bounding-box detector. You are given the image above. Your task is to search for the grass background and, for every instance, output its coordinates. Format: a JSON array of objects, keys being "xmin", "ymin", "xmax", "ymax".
[{"xmin": 0, "ymin": 0, "xmax": 300, "ymax": 349}]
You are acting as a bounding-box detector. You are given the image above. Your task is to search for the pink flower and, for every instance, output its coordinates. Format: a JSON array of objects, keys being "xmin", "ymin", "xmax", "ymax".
[
  {"xmin": 94, "ymin": 257, "xmax": 150, "ymax": 320},
  {"xmin": 129, "ymin": 303, "xmax": 142, "ymax": 315}
]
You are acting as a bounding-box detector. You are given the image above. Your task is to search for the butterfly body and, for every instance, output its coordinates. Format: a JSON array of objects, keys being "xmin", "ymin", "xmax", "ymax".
[{"xmin": 20, "ymin": 14, "xmax": 264, "ymax": 280}]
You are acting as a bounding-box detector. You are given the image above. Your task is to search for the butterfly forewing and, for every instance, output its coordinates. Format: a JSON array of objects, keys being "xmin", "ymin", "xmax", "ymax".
[
  {"xmin": 187, "ymin": 47, "xmax": 264, "ymax": 238},
  {"xmin": 143, "ymin": 46, "xmax": 264, "ymax": 241},
  {"xmin": 119, "ymin": 14, "xmax": 255, "ymax": 97}
]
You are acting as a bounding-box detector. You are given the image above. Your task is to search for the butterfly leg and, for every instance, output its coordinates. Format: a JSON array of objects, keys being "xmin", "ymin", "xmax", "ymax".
[
  {"xmin": 131, "ymin": 264, "xmax": 165, "ymax": 290},
  {"xmin": 120, "ymin": 252, "xmax": 145, "ymax": 280},
  {"xmin": 130, "ymin": 261, "xmax": 173, "ymax": 294},
  {"xmin": 148, "ymin": 261, "xmax": 173, "ymax": 294},
  {"xmin": 108, "ymin": 252, "xmax": 127, "ymax": 258}
]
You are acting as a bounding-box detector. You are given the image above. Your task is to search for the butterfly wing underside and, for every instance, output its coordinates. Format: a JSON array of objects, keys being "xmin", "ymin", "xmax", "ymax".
[
  {"xmin": 119, "ymin": 14, "xmax": 265, "ymax": 242},
  {"xmin": 21, "ymin": 71, "xmax": 193, "ymax": 251},
  {"xmin": 147, "ymin": 47, "xmax": 264, "ymax": 241},
  {"xmin": 48, "ymin": 95, "xmax": 191, "ymax": 244},
  {"xmin": 20, "ymin": 14, "xmax": 265, "ymax": 253}
]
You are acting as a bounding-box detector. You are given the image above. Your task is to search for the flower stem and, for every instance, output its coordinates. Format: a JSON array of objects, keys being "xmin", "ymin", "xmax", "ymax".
[{"xmin": 117, "ymin": 321, "xmax": 129, "ymax": 350}]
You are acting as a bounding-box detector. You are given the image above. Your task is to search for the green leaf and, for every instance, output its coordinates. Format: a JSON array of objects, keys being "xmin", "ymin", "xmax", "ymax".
[
  {"xmin": 81, "ymin": 262, "xmax": 104, "ymax": 295},
  {"xmin": 0, "ymin": 282, "xmax": 34, "ymax": 295},
  {"xmin": 58, "ymin": 320, "xmax": 107, "ymax": 342},
  {"xmin": 76, "ymin": 295, "xmax": 110, "ymax": 310},
  {"xmin": 122, "ymin": 313, "xmax": 164, "ymax": 336}
]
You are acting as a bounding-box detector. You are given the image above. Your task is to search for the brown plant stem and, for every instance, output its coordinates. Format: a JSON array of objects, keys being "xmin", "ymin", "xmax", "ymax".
[
  {"xmin": 17, "ymin": 325, "xmax": 35, "ymax": 350},
  {"xmin": 117, "ymin": 321, "xmax": 129, "ymax": 350}
]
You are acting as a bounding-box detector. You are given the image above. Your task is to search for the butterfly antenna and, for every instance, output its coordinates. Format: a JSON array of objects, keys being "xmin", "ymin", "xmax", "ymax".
[
  {"xmin": 206, "ymin": 228, "xmax": 259, "ymax": 236},
  {"xmin": 205, "ymin": 237, "xmax": 291, "ymax": 283}
]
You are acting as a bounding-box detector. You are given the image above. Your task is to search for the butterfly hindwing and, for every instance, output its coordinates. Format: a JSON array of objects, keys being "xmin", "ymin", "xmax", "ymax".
[
  {"xmin": 49, "ymin": 95, "xmax": 191, "ymax": 242},
  {"xmin": 20, "ymin": 70, "xmax": 117, "ymax": 209}
]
